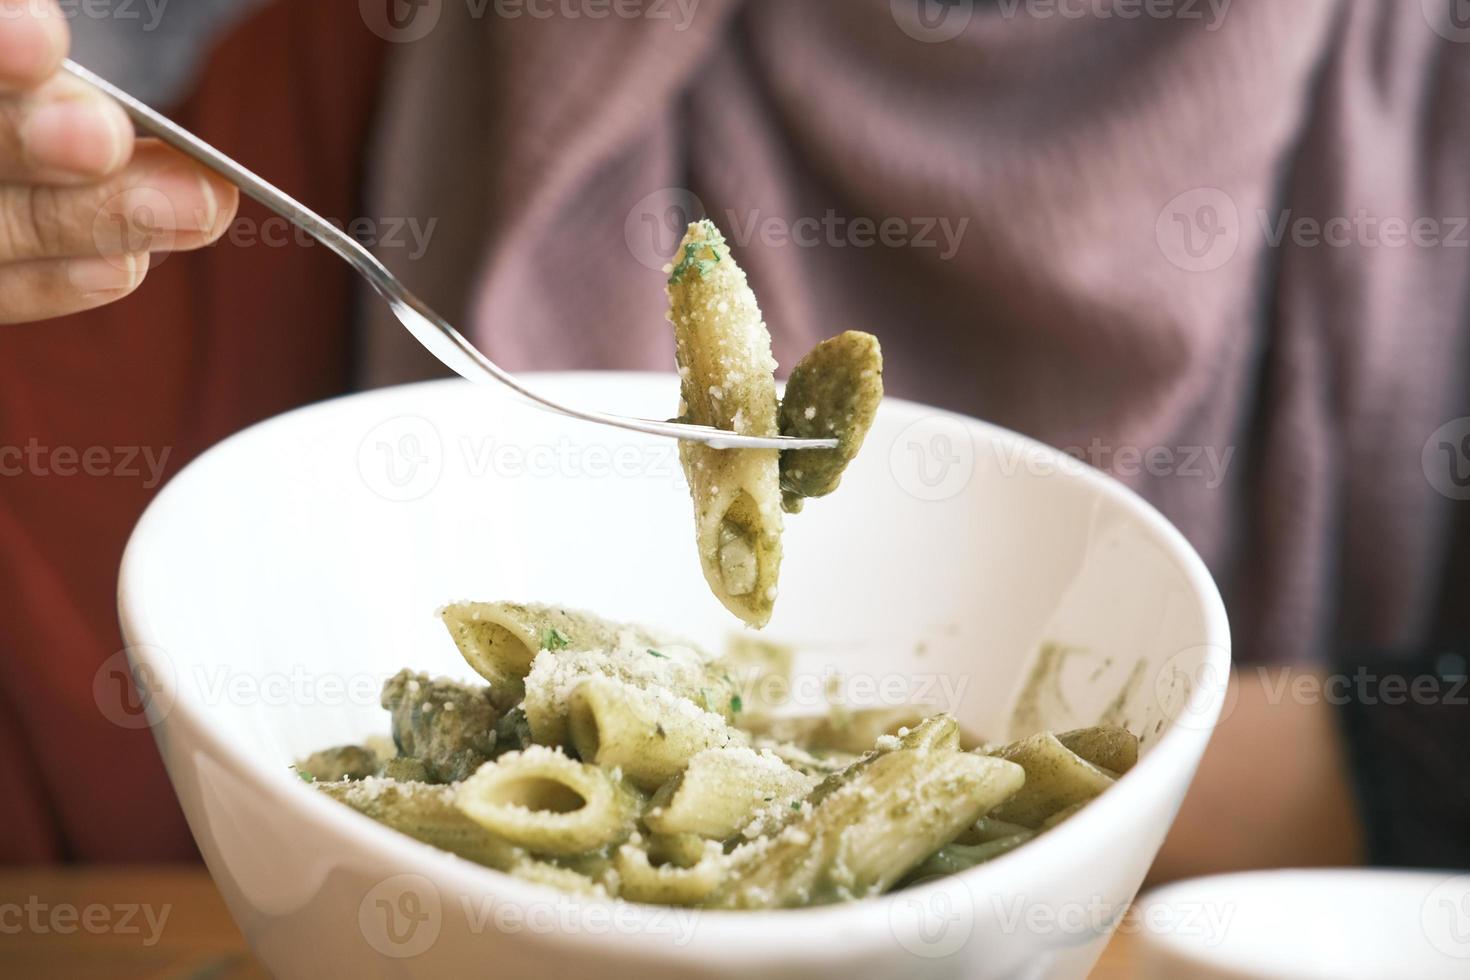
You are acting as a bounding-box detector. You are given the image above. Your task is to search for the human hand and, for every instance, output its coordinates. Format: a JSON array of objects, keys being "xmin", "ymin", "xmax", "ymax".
[{"xmin": 0, "ymin": 0, "xmax": 239, "ymax": 323}]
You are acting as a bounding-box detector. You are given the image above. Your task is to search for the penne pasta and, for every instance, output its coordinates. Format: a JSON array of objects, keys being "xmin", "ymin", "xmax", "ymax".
[
  {"xmin": 565, "ymin": 675, "xmax": 745, "ymax": 792},
  {"xmin": 744, "ymin": 735, "xmax": 857, "ymax": 780},
  {"xmin": 455, "ymin": 745, "xmax": 642, "ymax": 856},
  {"xmin": 667, "ymin": 220, "xmax": 784, "ymax": 628},
  {"xmin": 905, "ymin": 831, "xmax": 1036, "ymax": 882},
  {"xmin": 311, "ymin": 603, "xmax": 1142, "ymax": 909},
  {"xmin": 644, "ymin": 746, "xmax": 815, "ymax": 840},
  {"xmin": 615, "ymin": 836, "xmax": 727, "ymax": 907},
  {"xmin": 506, "ymin": 858, "xmax": 609, "ymax": 898},
  {"xmin": 316, "ymin": 777, "xmax": 523, "ymax": 871},
  {"xmin": 965, "ymin": 815, "xmax": 1035, "ymax": 844},
  {"xmin": 521, "ymin": 643, "xmax": 739, "ymax": 748},
  {"xmin": 737, "ymin": 706, "xmax": 930, "ymax": 756},
  {"xmin": 985, "ymin": 731, "xmax": 1116, "ymax": 828},
  {"xmin": 1056, "ymin": 725, "xmax": 1139, "ymax": 775},
  {"xmin": 440, "ymin": 601, "xmax": 671, "ymax": 708},
  {"xmin": 708, "ymin": 742, "xmax": 1025, "ymax": 908}
]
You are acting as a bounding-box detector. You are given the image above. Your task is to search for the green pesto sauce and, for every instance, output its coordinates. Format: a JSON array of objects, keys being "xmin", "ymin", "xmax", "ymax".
[{"xmin": 667, "ymin": 221, "xmax": 724, "ymax": 284}]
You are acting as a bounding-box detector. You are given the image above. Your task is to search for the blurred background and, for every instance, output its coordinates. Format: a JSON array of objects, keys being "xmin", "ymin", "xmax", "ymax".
[{"xmin": 2, "ymin": 0, "xmax": 1468, "ymax": 976}]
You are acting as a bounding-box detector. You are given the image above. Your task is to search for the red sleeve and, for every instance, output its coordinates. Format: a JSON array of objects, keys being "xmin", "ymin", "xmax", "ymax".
[{"xmin": 0, "ymin": 0, "xmax": 386, "ymax": 863}]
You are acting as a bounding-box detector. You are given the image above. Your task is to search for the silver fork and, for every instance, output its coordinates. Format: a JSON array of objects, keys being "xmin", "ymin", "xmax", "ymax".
[{"xmin": 63, "ymin": 60, "xmax": 836, "ymax": 452}]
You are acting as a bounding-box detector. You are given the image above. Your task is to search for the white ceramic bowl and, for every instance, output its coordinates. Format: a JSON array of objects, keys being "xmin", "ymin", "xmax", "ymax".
[
  {"xmin": 1132, "ymin": 869, "xmax": 1470, "ymax": 979},
  {"xmin": 117, "ymin": 373, "xmax": 1230, "ymax": 980}
]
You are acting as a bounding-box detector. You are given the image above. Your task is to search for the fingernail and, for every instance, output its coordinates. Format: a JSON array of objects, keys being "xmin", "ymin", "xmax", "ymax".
[
  {"xmin": 129, "ymin": 168, "xmax": 219, "ymax": 234},
  {"xmin": 68, "ymin": 252, "xmax": 148, "ymax": 295},
  {"xmin": 21, "ymin": 97, "xmax": 130, "ymax": 176}
]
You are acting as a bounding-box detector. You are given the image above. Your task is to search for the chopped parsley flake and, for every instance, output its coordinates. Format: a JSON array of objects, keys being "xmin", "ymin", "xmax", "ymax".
[
  {"xmin": 790, "ymin": 801, "xmax": 801, "ymax": 811},
  {"xmin": 668, "ymin": 235, "xmax": 722, "ymax": 285},
  {"xmin": 542, "ymin": 627, "xmax": 570, "ymax": 651},
  {"xmin": 647, "ymin": 648, "xmax": 668, "ymax": 659},
  {"xmin": 730, "ymin": 694, "xmax": 744, "ymax": 714},
  {"xmin": 295, "ymin": 768, "xmax": 314, "ymax": 784}
]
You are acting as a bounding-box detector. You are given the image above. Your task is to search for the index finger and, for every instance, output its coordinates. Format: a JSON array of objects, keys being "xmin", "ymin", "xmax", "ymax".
[{"xmin": 0, "ymin": 0, "xmax": 67, "ymax": 92}]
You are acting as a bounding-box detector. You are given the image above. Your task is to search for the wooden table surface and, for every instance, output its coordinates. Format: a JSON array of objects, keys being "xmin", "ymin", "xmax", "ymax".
[{"xmin": 0, "ymin": 867, "xmax": 1137, "ymax": 978}]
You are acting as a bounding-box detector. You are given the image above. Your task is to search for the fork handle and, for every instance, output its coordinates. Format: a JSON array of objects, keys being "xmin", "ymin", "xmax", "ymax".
[
  {"xmin": 61, "ymin": 58, "xmax": 511, "ymax": 389},
  {"xmin": 62, "ymin": 59, "xmax": 391, "ymax": 287}
]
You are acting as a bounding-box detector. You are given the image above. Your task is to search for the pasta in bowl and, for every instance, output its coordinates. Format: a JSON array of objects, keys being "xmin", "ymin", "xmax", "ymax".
[
  {"xmin": 299, "ymin": 602, "xmax": 1142, "ymax": 910},
  {"xmin": 117, "ymin": 373, "xmax": 1229, "ymax": 980}
]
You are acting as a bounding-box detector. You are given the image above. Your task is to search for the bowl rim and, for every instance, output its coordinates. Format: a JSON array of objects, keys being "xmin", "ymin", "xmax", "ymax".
[
  {"xmin": 1132, "ymin": 867, "xmax": 1466, "ymax": 971},
  {"xmin": 117, "ymin": 372, "xmax": 1232, "ymax": 956}
]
